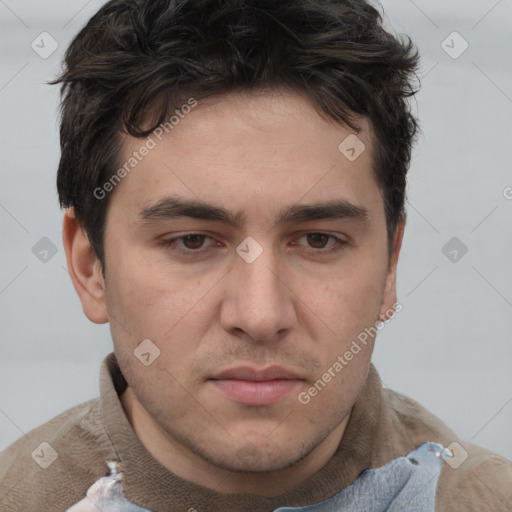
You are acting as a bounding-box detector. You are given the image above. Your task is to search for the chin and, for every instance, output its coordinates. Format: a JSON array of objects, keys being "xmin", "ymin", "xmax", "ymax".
[
  {"xmin": 216, "ymin": 452, "xmax": 302, "ymax": 474},
  {"xmin": 192, "ymin": 436, "xmax": 312, "ymax": 474}
]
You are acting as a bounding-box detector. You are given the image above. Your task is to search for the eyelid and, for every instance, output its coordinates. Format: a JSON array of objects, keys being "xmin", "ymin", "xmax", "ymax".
[
  {"xmin": 159, "ymin": 232, "xmax": 348, "ymax": 256},
  {"xmin": 292, "ymin": 233, "xmax": 348, "ymax": 254},
  {"xmin": 158, "ymin": 233, "xmax": 217, "ymax": 252}
]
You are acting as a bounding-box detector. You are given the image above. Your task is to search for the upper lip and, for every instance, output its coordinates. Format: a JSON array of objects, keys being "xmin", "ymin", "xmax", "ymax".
[{"xmin": 210, "ymin": 365, "xmax": 303, "ymax": 381}]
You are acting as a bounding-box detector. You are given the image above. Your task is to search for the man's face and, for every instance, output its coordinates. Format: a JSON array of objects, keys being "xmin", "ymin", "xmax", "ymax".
[{"xmin": 99, "ymin": 89, "xmax": 399, "ymax": 473}]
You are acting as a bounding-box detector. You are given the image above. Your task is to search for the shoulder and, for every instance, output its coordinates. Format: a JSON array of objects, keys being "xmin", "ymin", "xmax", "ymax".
[
  {"xmin": 0, "ymin": 398, "xmax": 117, "ymax": 511},
  {"xmin": 379, "ymin": 387, "xmax": 512, "ymax": 511},
  {"xmin": 436, "ymin": 441, "xmax": 512, "ymax": 512}
]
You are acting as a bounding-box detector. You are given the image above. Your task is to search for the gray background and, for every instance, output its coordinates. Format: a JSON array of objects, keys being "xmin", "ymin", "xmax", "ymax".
[{"xmin": 1, "ymin": 0, "xmax": 511, "ymax": 462}]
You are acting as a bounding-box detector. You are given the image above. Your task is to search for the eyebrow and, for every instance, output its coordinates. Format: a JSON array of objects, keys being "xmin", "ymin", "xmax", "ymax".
[{"xmin": 138, "ymin": 195, "xmax": 370, "ymax": 228}]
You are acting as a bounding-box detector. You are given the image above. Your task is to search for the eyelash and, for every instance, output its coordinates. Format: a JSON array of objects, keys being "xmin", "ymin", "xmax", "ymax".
[{"xmin": 158, "ymin": 233, "xmax": 348, "ymax": 257}]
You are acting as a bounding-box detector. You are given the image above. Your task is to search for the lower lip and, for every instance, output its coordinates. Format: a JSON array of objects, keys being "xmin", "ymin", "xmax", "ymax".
[{"xmin": 210, "ymin": 379, "xmax": 301, "ymax": 405}]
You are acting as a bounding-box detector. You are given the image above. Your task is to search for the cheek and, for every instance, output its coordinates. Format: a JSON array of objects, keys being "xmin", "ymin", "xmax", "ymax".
[
  {"xmin": 103, "ymin": 246, "xmax": 191, "ymax": 340},
  {"xmin": 314, "ymin": 259, "xmax": 386, "ymax": 336},
  {"xmin": 297, "ymin": 341, "xmax": 372, "ymax": 434},
  {"xmin": 302, "ymin": 257, "xmax": 386, "ymax": 399},
  {"xmin": 117, "ymin": 348, "xmax": 200, "ymax": 428},
  {"xmin": 104, "ymin": 271, "xmax": 163, "ymax": 345},
  {"xmin": 103, "ymin": 249, "xmax": 212, "ymax": 388}
]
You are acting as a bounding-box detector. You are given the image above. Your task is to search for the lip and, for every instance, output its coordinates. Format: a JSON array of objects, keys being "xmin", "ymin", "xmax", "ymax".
[
  {"xmin": 209, "ymin": 365, "xmax": 304, "ymax": 405},
  {"xmin": 211, "ymin": 365, "xmax": 303, "ymax": 381}
]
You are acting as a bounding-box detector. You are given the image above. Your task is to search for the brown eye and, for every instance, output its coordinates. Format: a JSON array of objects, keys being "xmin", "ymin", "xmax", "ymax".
[
  {"xmin": 306, "ymin": 233, "xmax": 330, "ymax": 249},
  {"xmin": 292, "ymin": 233, "xmax": 348, "ymax": 256},
  {"xmin": 159, "ymin": 233, "xmax": 216, "ymax": 254},
  {"xmin": 181, "ymin": 234, "xmax": 207, "ymax": 249}
]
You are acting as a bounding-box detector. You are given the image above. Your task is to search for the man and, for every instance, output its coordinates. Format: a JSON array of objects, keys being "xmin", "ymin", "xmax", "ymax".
[{"xmin": 0, "ymin": 0, "xmax": 510, "ymax": 510}]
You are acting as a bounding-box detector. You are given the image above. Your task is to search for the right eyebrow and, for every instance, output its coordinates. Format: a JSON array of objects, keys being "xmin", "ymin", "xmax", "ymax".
[{"xmin": 138, "ymin": 196, "xmax": 246, "ymax": 227}]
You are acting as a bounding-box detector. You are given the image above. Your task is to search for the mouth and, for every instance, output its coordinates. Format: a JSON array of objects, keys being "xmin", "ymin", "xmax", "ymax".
[{"xmin": 208, "ymin": 365, "xmax": 304, "ymax": 406}]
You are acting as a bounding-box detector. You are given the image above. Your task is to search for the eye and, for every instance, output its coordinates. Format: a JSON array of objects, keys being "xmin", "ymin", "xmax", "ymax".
[
  {"xmin": 304, "ymin": 233, "xmax": 330, "ymax": 249},
  {"xmin": 158, "ymin": 232, "xmax": 348, "ymax": 257},
  {"xmin": 294, "ymin": 233, "xmax": 347, "ymax": 255},
  {"xmin": 159, "ymin": 234, "xmax": 217, "ymax": 254},
  {"xmin": 178, "ymin": 234, "xmax": 210, "ymax": 250}
]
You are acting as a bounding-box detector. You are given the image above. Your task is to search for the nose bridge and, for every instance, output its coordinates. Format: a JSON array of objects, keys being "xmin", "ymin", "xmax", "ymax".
[
  {"xmin": 236, "ymin": 238, "xmax": 283, "ymax": 307},
  {"xmin": 221, "ymin": 237, "xmax": 294, "ymax": 340}
]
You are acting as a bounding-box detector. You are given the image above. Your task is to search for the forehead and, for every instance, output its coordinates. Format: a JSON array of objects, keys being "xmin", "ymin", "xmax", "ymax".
[{"xmin": 111, "ymin": 89, "xmax": 380, "ymax": 220}]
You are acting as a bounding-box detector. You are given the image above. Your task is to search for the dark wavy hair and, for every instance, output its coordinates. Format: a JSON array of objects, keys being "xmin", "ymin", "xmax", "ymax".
[{"xmin": 51, "ymin": 0, "xmax": 420, "ymax": 267}]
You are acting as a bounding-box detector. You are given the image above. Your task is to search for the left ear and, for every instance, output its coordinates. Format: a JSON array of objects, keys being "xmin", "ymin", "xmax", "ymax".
[{"xmin": 379, "ymin": 219, "xmax": 405, "ymax": 321}]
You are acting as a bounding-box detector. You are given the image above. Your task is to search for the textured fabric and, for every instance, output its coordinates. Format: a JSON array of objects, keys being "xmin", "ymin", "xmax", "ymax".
[
  {"xmin": 65, "ymin": 442, "xmax": 448, "ymax": 512},
  {"xmin": 66, "ymin": 462, "xmax": 155, "ymax": 512},
  {"xmin": 1, "ymin": 353, "xmax": 511, "ymax": 511},
  {"xmin": 275, "ymin": 442, "xmax": 448, "ymax": 512}
]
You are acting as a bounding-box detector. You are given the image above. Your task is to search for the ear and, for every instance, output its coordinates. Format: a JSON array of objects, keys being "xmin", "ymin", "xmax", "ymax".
[
  {"xmin": 379, "ymin": 219, "xmax": 405, "ymax": 321},
  {"xmin": 62, "ymin": 207, "xmax": 109, "ymax": 324}
]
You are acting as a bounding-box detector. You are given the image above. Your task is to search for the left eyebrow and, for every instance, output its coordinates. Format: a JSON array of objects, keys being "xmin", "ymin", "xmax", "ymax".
[
  {"xmin": 275, "ymin": 200, "xmax": 370, "ymax": 225},
  {"xmin": 137, "ymin": 195, "xmax": 370, "ymax": 228}
]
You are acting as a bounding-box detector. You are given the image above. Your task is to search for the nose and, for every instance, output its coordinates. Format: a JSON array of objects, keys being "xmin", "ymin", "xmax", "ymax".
[{"xmin": 219, "ymin": 241, "xmax": 296, "ymax": 343}]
